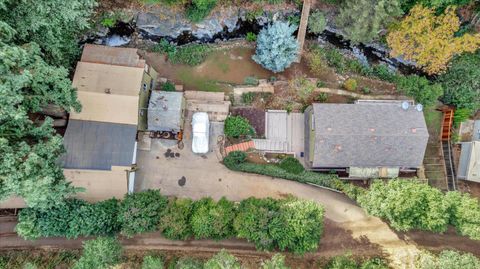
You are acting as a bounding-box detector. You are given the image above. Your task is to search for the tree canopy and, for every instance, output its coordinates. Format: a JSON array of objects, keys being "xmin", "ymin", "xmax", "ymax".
[
  {"xmin": 0, "ymin": 0, "xmax": 96, "ymax": 67},
  {"xmin": 437, "ymin": 52, "xmax": 480, "ymax": 111},
  {"xmin": 336, "ymin": 0, "xmax": 403, "ymax": 44},
  {"xmin": 0, "ymin": 19, "xmax": 83, "ymax": 209},
  {"xmin": 387, "ymin": 5, "xmax": 480, "ymax": 74}
]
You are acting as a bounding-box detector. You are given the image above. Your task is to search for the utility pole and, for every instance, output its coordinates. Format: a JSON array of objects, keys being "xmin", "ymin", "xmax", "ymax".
[{"xmin": 295, "ymin": 0, "xmax": 312, "ymax": 63}]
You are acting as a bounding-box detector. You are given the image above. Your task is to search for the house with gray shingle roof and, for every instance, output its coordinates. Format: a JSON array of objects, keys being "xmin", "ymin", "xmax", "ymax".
[{"xmin": 304, "ymin": 102, "xmax": 429, "ymax": 178}]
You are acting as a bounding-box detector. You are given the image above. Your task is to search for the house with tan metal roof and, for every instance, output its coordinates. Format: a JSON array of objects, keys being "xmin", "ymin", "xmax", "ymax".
[{"xmin": 304, "ymin": 101, "xmax": 429, "ymax": 178}]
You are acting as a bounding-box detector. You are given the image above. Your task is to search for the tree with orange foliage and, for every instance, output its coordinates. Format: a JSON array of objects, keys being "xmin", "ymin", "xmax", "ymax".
[{"xmin": 387, "ymin": 5, "xmax": 480, "ymax": 74}]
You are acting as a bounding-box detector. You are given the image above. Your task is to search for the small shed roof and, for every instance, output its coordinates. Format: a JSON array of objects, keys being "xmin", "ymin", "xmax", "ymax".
[
  {"xmin": 81, "ymin": 44, "xmax": 145, "ymax": 68},
  {"xmin": 311, "ymin": 103, "xmax": 429, "ymax": 168},
  {"xmin": 458, "ymin": 141, "xmax": 480, "ymax": 182},
  {"xmin": 148, "ymin": 91, "xmax": 184, "ymax": 132},
  {"xmin": 62, "ymin": 120, "xmax": 136, "ymax": 170}
]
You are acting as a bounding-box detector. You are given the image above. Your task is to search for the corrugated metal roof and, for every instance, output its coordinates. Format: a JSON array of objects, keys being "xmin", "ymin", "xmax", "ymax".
[
  {"xmin": 148, "ymin": 91, "xmax": 184, "ymax": 132},
  {"xmin": 62, "ymin": 120, "xmax": 136, "ymax": 170},
  {"xmin": 311, "ymin": 103, "xmax": 429, "ymax": 168},
  {"xmin": 458, "ymin": 141, "xmax": 480, "ymax": 182}
]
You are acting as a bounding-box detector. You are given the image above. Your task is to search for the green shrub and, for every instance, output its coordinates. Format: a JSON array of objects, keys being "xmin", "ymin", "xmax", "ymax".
[
  {"xmin": 224, "ymin": 116, "xmax": 255, "ymax": 138},
  {"xmin": 190, "ymin": 197, "xmax": 236, "ymax": 239},
  {"xmin": 252, "ymin": 21, "xmax": 299, "ymax": 73},
  {"xmin": 244, "ymin": 76, "xmax": 259, "ymax": 86},
  {"xmin": 308, "ymin": 10, "xmax": 327, "ymax": 34},
  {"xmin": 416, "ymin": 250, "xmax": 480, "ymax": 269},
  {"xmin": 358, "ymin": 180, "xmax": 450, "ymax": 232},
  {"xmin": 278, "ymin": 157, "xmax": 304, "ymax": 174},
  {"xmin": 73, "ymin": 237, "xmax": 122, "ymax": 269},
  {"xmin": 316, "ymin": 80, "xmax": 326, "ymax": 88},
  {"xmin": 204, "ymin": 250, "xmax": 241, "ymax": 269},
  {"xmin": 371, "ymin": 64, "xmax": 397, "ymax": 82},
  {"xmin": 246, "ymin": 32, "xmax": 257, "ymax": 42},
  {"xmin": 438, "ymin": 52, "xmax": 480, "ymax": 111},
  {"xmin": 315, "ymin": 92, "xmax": 328, "ymax": 102},
  {"xmin": 234, "ymin": 197, "xmax": 280, "ymax": 250},
  {"xmin": 361, "ymin": 87, "xmax": 371, "ymax": 94},
  {"xmin": 453, "ymin": 108, "xmax": 472, "ymax": 128},
  {"xmin": 223, "ymin": 151, "xmax": 247, "ymax": 168},
  {"xmin": 172, "ymin": 44, "xmax": 212, "ymax": 66},
  {"xmin": 175, "ymin": 257, "xmax": 204, "ymax": 269},
  {"xmin": 159, "ymin": 198, "xmax": 194, "ymax": 240},
  {"xmin": 270, "ymin": 199, "xmax": 324, "ymax": 254},
  {"xmin": 118, "ymin": 190, "xmax": 168, "ymax": 237},
  {"xmin": 16, "ymin": 198, "xmax": 120, "ymax": 240},
  {"xmin": 395, "ymin": 75, "xmax": 443, "ymax": 107},
  {"xmin": 155, "ymin": 41, "xmax": 212, "ymax": 66},
  {"xmin": 142, "ymin": 255, "xmax": 164, "ymax": 269},
  {"xmin": 186, "ymin": 0, "xmax": 218, "ymax": 22},
  {"xmin": 343, "ymin": 78, "xmax": 357, "ymax": 91},
  {"xmin": 242, "ymin": 92, "xmax": 255, "ymax": 104},
  {"xmin": 261, "ymin": 254, "xmax": 289, "ymax": 269},
  {"xmin": 445, "ymin": 191, "xmax": 480, "ymax": 240},
  {"xmin": 161, "ymin": 82, "xmax": 176, "ymax": 92}
]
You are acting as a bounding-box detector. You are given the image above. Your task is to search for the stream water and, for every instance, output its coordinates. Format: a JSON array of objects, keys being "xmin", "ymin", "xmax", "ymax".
[{"xmin": 101, "ymin": 18, "xmax": 423, "ymax": 76}]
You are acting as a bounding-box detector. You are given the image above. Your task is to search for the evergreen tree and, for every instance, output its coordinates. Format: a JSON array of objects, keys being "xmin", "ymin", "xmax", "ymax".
[
  {"xmin": 0, "ymin": 0, "xmax": 97, "ymax": 67},
  {"xmin": 252, "ymin": 21, "xmax": 299, "ymax": 73},
  {"xmin": 0, "ymin": 19, "xmax": 81, "ymax": 209},
  {"xmin": 336, "ymin": 0, "xmax": 403, "ymax": 44}
]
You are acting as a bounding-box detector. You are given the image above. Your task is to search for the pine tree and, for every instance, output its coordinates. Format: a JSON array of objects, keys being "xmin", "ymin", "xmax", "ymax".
[
  {"xmin": 252, "ymin": 21, "xmax": 299, "ymax": 73},
  {"xmin": 336, "ymin": 0, "xmax": 403, "ymax": 44}
]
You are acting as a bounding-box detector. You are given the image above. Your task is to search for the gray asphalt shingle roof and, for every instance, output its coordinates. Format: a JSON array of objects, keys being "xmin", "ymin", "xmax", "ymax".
[
  {"xmin": 311, "ymin": 103, "xmax": 429, "ymax": 168},
  {"xmin": 62, "ymin": 120, "xmax": 136, "ymax": 170}
]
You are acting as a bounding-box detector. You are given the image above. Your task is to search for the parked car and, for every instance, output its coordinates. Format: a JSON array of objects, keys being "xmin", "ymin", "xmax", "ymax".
[{"xmin": 192, "ymin": 112, "xmax": 210, "ymax": 154}]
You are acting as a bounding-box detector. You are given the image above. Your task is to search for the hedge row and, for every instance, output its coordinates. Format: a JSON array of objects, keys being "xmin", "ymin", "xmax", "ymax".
[
  {"xmin": 16, "ymin": 190, "xmax": 324, "ymax": 254},
  {"xmin": 224, "ymin": 152, "xmax": 366, "ymax": 200}
]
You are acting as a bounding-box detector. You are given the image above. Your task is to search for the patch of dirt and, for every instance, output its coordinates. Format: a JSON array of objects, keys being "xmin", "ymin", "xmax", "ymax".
[
  {"xmin": 396, "ymin": 227, "xmax": 480, "ymax": 256},
  {"xmin": 458, "ymin": 180, "xmax": 480, "ymax": 199},
  {"xmin": 246, "ymin": 152, "xmax": 269, "ymax": 165},
  {"xmin": 231, "ymin": 107, "xmax": 266, "ymax": 136}
]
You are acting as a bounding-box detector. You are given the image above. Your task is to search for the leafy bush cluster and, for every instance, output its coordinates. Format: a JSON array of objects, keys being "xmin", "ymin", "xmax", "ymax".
[
  {"xmin": 224, "ymin": 116, "xmax": 256, "ymax": 138},
  {"xmin": 154, "ymin": 40, "xmax": 213, "ymax": 66},
  {"xmin": 415, "ymin": 250, "xmax": 480, "ymax": 269},
  {"xmin": 73, "ymin": 237, "xmax": 122, "ymax": 269},
  {"xmin": 252, "ymin": 21, "xmax": 299, "ymax": 73},
  {"xmin": 16, "ymin": 190, "xmax": 165, "ymax": 239},
  {"xmin": 17, "ymin": 189, "xmax": 325, "ymax": 254},
  {"xmin": 278, "ymin": 157, "xmax": 305, "ymax": 174},
  {"xmin": 327, "ymin": 254, "xmax": 388, "ymax": 269},
  {"xmin": 161, "ymin": 81, "xmax": 176, "ymax": 91},
  {"xmin": 308, "ymin": 10, "xmax": 327, "ymax": 34},
  {"xmin": 359, "ymin": 180, "xmax": 480, "ymax": 240},
  {"xmin": 437, "ymin": 51, "xmax": 480, "ymax": 111},
  {"xmin": 186, "ymin": 0, "xmax": 218, "ymax": 22}
]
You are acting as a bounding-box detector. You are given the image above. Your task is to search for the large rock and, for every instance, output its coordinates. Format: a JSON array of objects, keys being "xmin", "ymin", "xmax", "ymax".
[
  {"xmin": 136, "ymin": 6, "xmax": 240, "ymax": 40},
  {"xmin": 136, "ymin": 10, "xmax": 192, "ymax": 38}
]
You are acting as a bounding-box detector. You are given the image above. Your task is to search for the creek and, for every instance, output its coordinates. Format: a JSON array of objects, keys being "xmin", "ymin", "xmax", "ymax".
[{"xmin": 96, "ymin": 16, "xmax": 422, "ymax": 76}]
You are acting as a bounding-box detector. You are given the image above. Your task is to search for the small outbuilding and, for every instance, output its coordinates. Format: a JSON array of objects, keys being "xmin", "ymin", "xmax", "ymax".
[
  {"xmin": 457, "ymin": 120, "xmax": 480, "ymax": 183},
  {"xmin": 147, "ymin": 91, "xmax": 185, "ymax": 133}
]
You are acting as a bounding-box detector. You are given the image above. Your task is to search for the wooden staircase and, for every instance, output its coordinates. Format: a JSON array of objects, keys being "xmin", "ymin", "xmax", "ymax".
[{"xmin": 440, "ymin": 107, "xmax": 456, "ymax": 191}]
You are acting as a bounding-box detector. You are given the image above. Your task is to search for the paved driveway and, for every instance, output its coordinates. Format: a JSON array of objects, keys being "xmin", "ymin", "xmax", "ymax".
[{"xmin": 134, "ymin": 119, "xmax": 421, "ymax": 267}]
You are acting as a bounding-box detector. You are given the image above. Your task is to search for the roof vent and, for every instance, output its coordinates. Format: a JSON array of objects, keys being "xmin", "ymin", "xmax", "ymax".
[
  {"xmin": 415, "ymin": 103, "xmax": 423, "ymax": 112},
  {"xmin": 401, "ymin": 101, "xmax": 410, "ymax": 111}
]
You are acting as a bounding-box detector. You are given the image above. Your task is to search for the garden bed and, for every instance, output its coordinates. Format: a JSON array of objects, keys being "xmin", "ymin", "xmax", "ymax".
[{"xmin": 231, "ymin": 107, "xmax": 266, "ymax": 136}]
